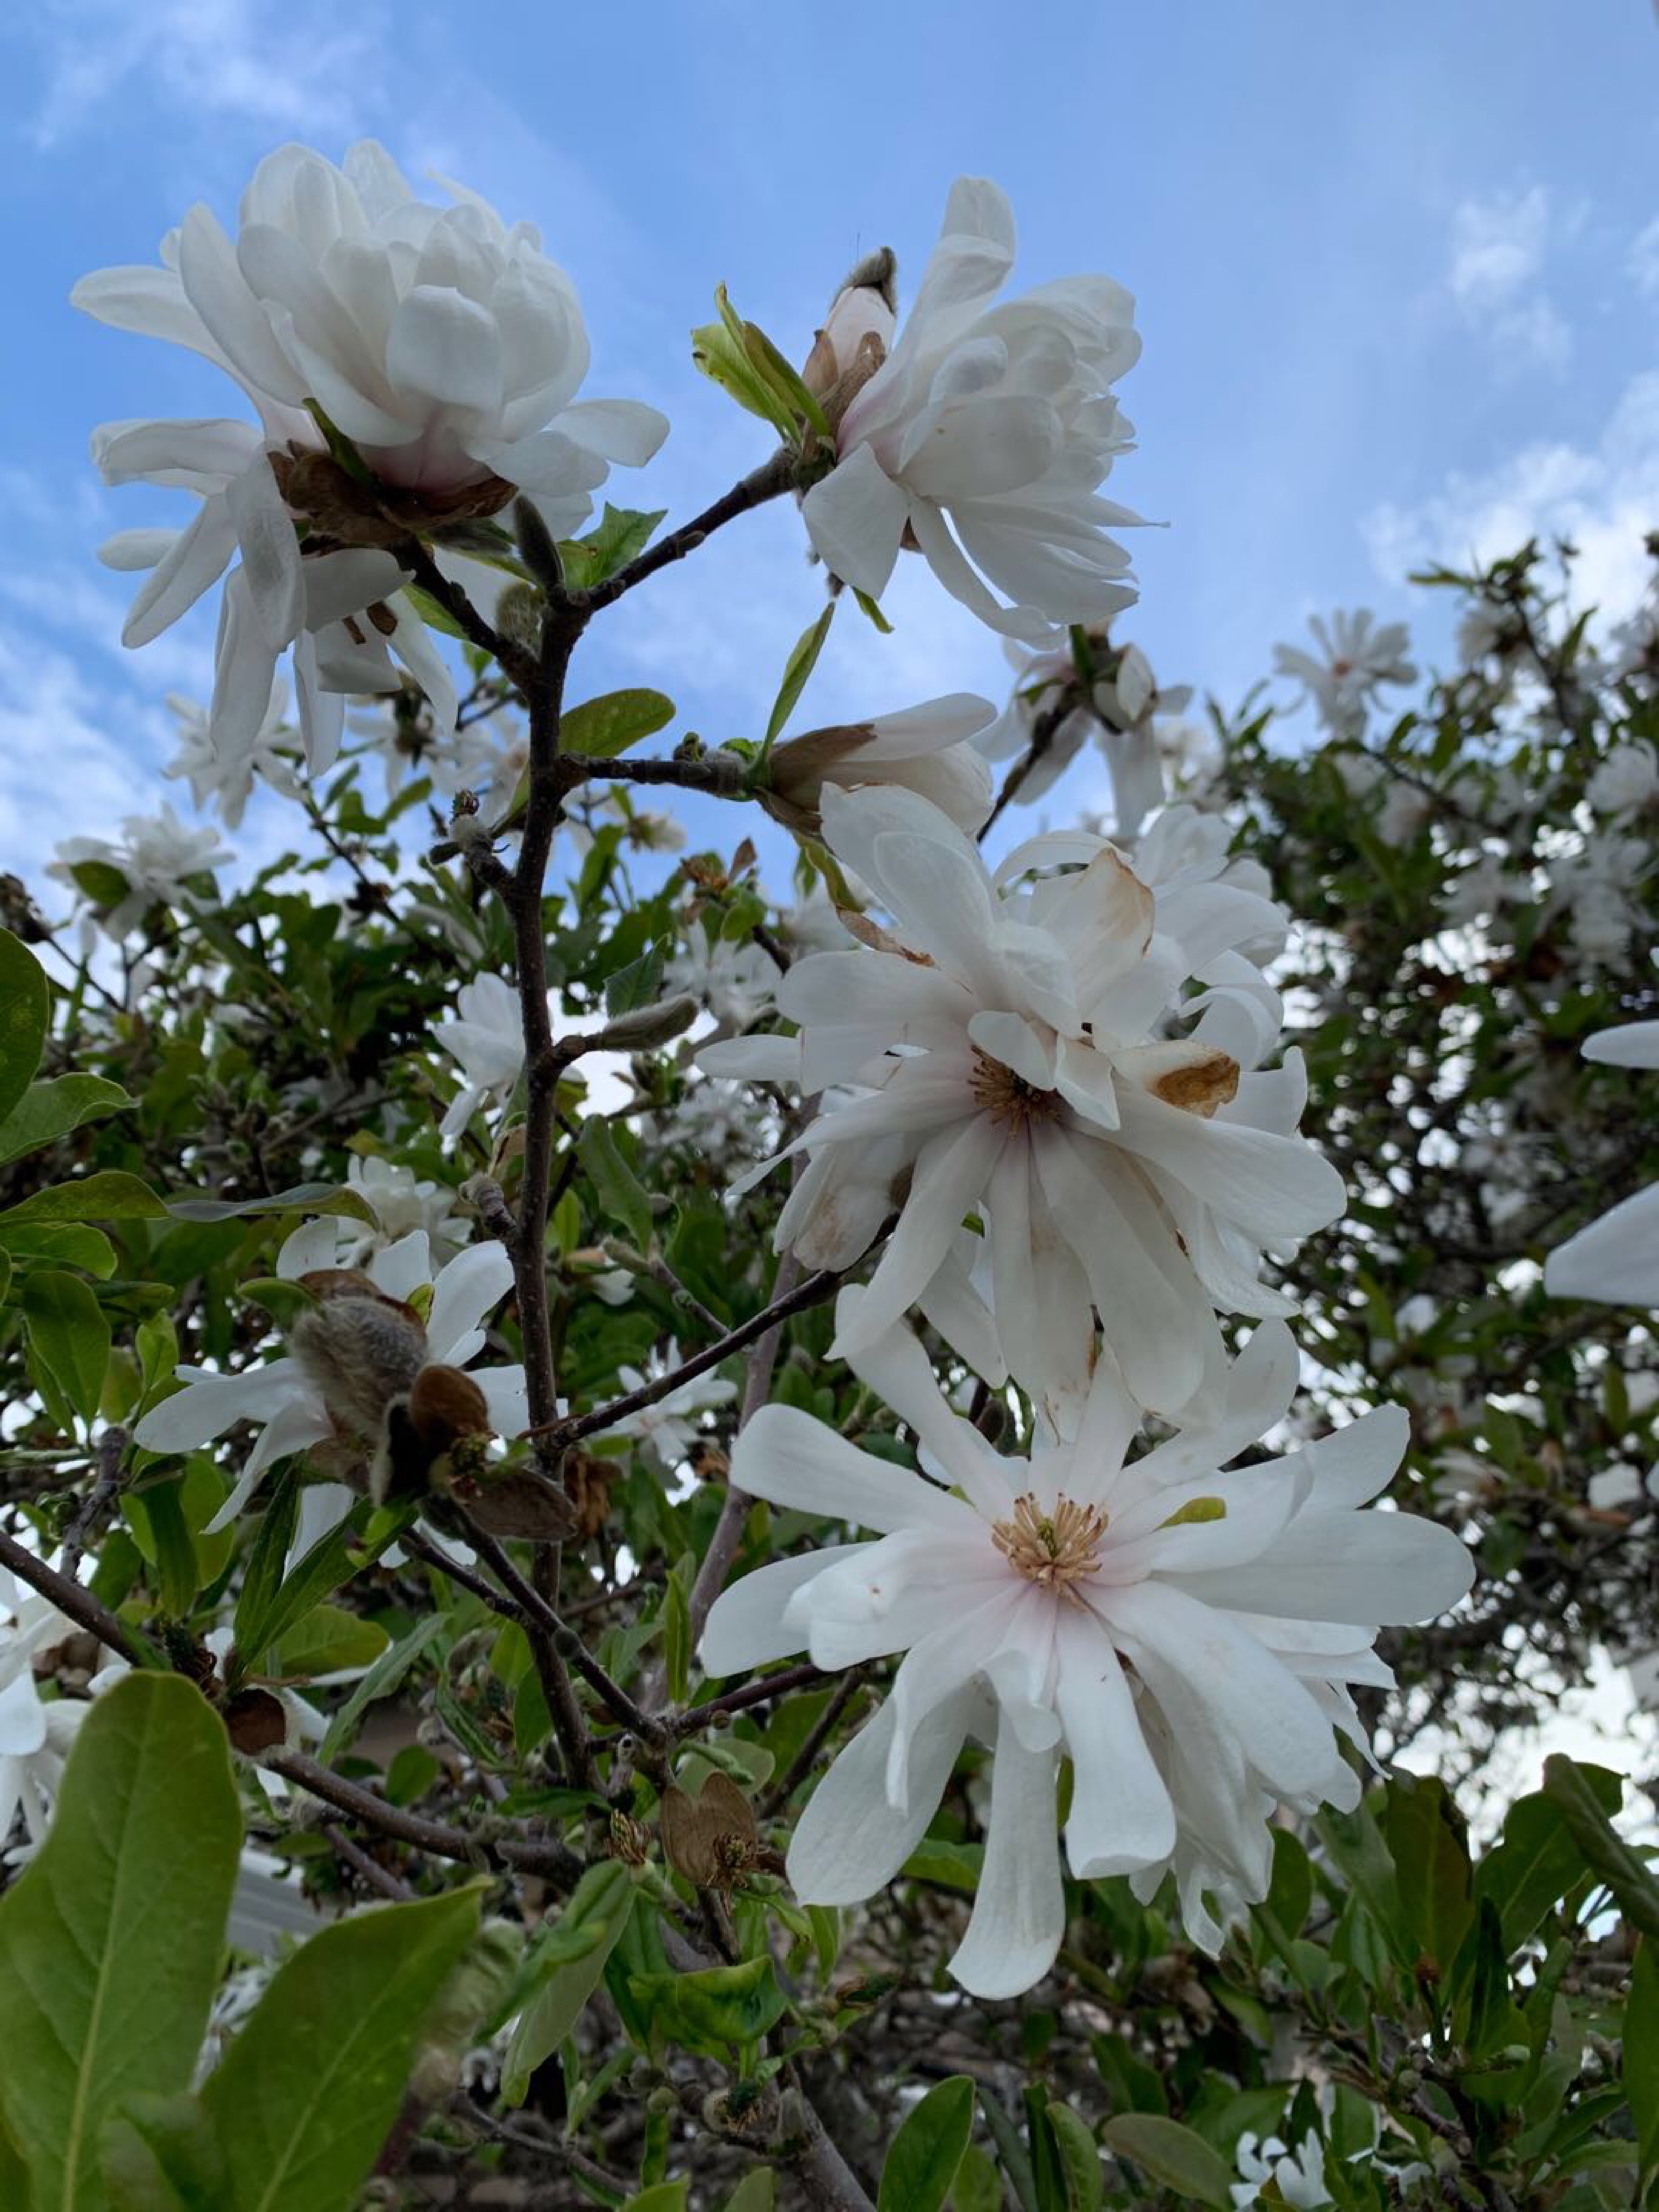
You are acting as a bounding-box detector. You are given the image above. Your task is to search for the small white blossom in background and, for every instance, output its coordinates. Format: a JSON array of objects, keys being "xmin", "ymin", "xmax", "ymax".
[
  {"xmin": 1585, "ymin": 739, "xmax": 1659, "ymax": 816},
  {"xmin": 1231, "ymin": 2130, "xmax": 1331, "ymax": 2209},
  {"xmin": 665, "ymin": 931, "xmax": 780, "ymax": 1031},
  {"xmin": 603, "ymin": 1348, "xmax": 738, "ymax": 1474},
  {"xmin": 0, "ymin": 1569, "xmax": 126, "ymax": 1860},
  {"xmin": 980, "ymin": 632, "xmax": 1194, "ymax": 837},
  {"xmin": 1274, "ymin": 609, "xmax": 1416, "ymax": 737},
  {"xmin": 801, "ymin": 177, "xmax": 1144, "ymax": 642},
  {"xmin": 73, "ymin": 139, "xmax": 667, "ymax": 778},
  {"xmin": 349, "ymin": 697, "xmax": 524, "ymax": 809},
  {"xmin": 433, "ymin": 973, "xmax": 530, "ymax": 1142},
  {"xmin": 49, "ymin": 805, "xmax": 233, "ymax": 941},
  {"xmin": 166, "ymin": 679, "xmax": 301, "ymax": 825},
  {"xmin": 702, "ymin": 1295, "xmax": 1471, "ymax": 1994}
]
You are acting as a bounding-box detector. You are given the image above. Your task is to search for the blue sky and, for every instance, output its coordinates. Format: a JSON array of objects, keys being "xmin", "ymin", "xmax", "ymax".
[{"xmin": 2, "ymin": 0, "xmax": 1656, "ymax": 886}]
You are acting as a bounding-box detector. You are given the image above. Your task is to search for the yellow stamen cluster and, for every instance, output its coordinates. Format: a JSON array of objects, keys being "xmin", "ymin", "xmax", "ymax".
[
  {"xmin": 991, "ymin": 1492, "xmax": 1108, "ymax": 1603},
  {"xmin": 970, "ymin": 1049, "xmax": 1064, "ymax": 1134}
]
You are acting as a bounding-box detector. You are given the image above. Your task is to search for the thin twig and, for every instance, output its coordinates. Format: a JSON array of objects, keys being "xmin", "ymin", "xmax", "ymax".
[
  {"xmin": 584, "ymin": 451, "xmax": 798, "ymax": 611},
  {"xmin": 263, "ymin": 1750, "xmax": 582, "ymax": 1882}
]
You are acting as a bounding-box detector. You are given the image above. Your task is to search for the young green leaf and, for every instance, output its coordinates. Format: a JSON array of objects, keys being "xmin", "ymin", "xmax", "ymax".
[
  {"xmin": 1100, "ymin": 2116, "xmax": 1233, "ymax": 2211},
  {"xmin": 762, "ymin": 604, "xmax": 835, "ymax": 752},
  {"xmin": 0, "ymin": 1673, "xmax": 242, "ymax": 2212},
  {"xmin": 878, "ymin": 2075, "xmax": 974, "ymax": 2212},
  {"xmin": 502, "ymin": 1861, "xmax": 637, "ymax": 2103},
  {"xmin": 1542, "ymin": 1757, "xmax": 1659, "ymax": 1939},
  {"xmin": 561, "ymin": 689, "xmax": 676, "ymax": 760},
  {"xmin": 23, "ymin": 1267, "xmax": 111, "ymax": 1426},
  {"xmin": 0, "ymin": 1073, "xmax": 132, "ymax": 1166},
  {"xmin": 0, "ymin": 927, "xmax": 49, "ymax": 1122}
]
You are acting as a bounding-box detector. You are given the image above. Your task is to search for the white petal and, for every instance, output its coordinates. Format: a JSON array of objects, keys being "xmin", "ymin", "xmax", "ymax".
[
  {"xmin": 802, "ymin": 443, "xmax": 910, "ymax": 598},
  {"xmin": 0, "ymin": 1668, "xmax": 47, "ymax": 1759},
  {"xmin": 730, "ymin": 1403, "xmax": 970, "ymax": 1537},
  {"xmin": 948, "ymin": 1724, "xmax": 1065, "ymax": 1999},
  {"xmin": 700, "ymin": 1546, "xmax": 864, "ymax": 1676},
  {"xmin": 554, "ymin": 398, "xmax": 670, "ymax": 465},
  {"xmin": 1056, "ymin": 1609, "xmax": 1174, "ymax": 1877},
  {"xmin": 426, "ymin": 1242, "xmax": 513, "ymax": 1361},
  {"xmin": 788, "ymin": 1685, "xmax": 976, "ymax": 1905}
]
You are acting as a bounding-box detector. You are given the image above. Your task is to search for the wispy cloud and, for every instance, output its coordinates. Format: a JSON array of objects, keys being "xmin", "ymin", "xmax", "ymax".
[
  {"xmin": 1445, "ymin": 184, "xmax": 1572, "ymax": 373},
  {"xmin": 1630, "ymin": 212, "xmax": 1659, "ymax": 299},
  {"xmin": 20, "ymin": 0, "xmax": 388, "ymax": 149},
  {"xmin": 1364, "ymin": 368, "xmax": 1659, "ymax": 624}
]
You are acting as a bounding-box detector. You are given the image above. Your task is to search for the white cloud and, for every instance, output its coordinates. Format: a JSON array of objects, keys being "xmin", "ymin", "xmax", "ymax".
[
  {"xmin": 1364, "ymin": 369, "xmax": 1659, "ymax": 624},
  {"xmin": 1630, "ymin": 212, "xmax": 1659, "ymax": 299},
  {"xmin": 24, "ymin": 0, "xmax": 387, "ymax": 148},
  {"xmin": 1446, "ymin": 185, "xmax": 1571, "ymax": 373}
]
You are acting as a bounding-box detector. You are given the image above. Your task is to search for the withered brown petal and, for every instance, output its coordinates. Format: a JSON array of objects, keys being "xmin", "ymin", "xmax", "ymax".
[
  {"xmin": 223, "ymin": 1687, "xmax": 289, "ymax": 1757},
  {"xmin": 448, "ymin": 1468, "xmax": 577, "ymax": 1543},
  {"xmin": 407, "ymin": 1362, "xmax": 492, "ymax": 1443}
]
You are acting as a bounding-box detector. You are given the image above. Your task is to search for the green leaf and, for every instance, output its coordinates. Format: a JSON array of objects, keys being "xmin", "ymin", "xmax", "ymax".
[
  {"xmin": 720, "ymin": 2172, "xmax": 775, "ymax": 2212},
  {"xmin": 1542, "ymin": 1757, "xmax": 1659, "ymax": 1939},
  {"xmin": 951, "ymin": 2143, "xmax": 1004, "ymax": 2212},
  {"xmin": 0, "ymin": 1673, "xmax": 242, "ymax": 2212},
  {"xmin": 579, "ymin": 1118, "xmax": 655, "ymax": 1251},
  {"xmin": 561, "ymin": 688, "xmax": 676, "ymax": 761},
  {"xmin": 502, "ymin": 1862, "xmax": 636, "ymax": 2102},
  {"xmin": 1100, "ymin": 2116, "xmax": 1232, "ymax": 2210},
  {"xmin": 24, "ymin": 1267, "xmax": 111, "ymax": 1424},
  {"xmin": 133, "ymin": 1479, "xmax": 200, "ymax": 1618},
  {"xmin": 562, "ymin": 504, "xmax": 668, "ymax": 587},
  {"xmin": 318, "ymin": 1614, "xmax": 448, "ymax": 1762},
  {"xmin": 977, "ymin": 2087, "xmax": 1040, "ymax": 2212},
  {"xmin": 663, "ymin": 1553, "xmax": 692, "ymax": 1703},
  {"xmin": 246, "ymin": 1511, "xmax": 373, "ymax": 1668},
  {"xmin": 0, "ymin": 927, "xmax": 49, "ymax": 1122},
  {"xmin": 626, "ymin": 2186, "xmax": 688, "ymax": 2212},
  {"xmin": 763, "ymin": 604, "xmax": 835, "ymax": 751},
  {"xmin": 692, "ymin": 293, "xmax": 799, "ymax": 438},
  {"xmin": 1046, "ymin": 2103, "xmax": 1103, "ymax": 2212},
  {"xmin": 629, "ymin": 1953, "xmax": 788, "ymax": 2053},
  {"xmin": 233, "ymin": 1471, "xmax": 301, "ymax": 1663},
  {"xmin": 606, "ymin": 944, "xmax": 667, "ymax": 1017},
  {"xmin": 0, "ymin": 1073, "xmax": 132, "ymax": 1166},
  {"xmin": 1456, "ymin": 1898, "xmax": 1526, "ymax": 2063},
  {"xmin": 162, "ymin": 1182, "xmax": 376, "ymax": 1226},
  {"xmin": 1382, "ymin": 1772, "xmax": 1473, "ymax": 1975},
  {"xmin": 0, "ymin": 1219, "xmax": 116, "ymax": 1276},
  {"xmin": 200, "ymin": 1886, "xmax": 482, "ymax": 2212},
  {"xmin": 1627, "ymin": 1939, "xmax": 1658, "ymax": 2184},
  {"xmin": 104, "ymin": 2093, "xmax": 228, "ymax": 2212},
  {"xmin": 1476, "ymin": 1765, "xmax": 1625, "ymax": 1949},
  {"xmin": 0, "ymin": 1170, "xmax": 166, "ymax": 1223},
  {"xmin": 879, "ymin": 2075, "xmax": 974, "ymax": 2212},
  {"xmin": 273, "ymin": 1602, "xmax": 390, "ymax": 1678}
]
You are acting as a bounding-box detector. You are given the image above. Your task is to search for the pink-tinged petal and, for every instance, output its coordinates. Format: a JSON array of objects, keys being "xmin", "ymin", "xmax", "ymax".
[
  {"xmin": 801, "ymin": 444, "xmax": 910, "ymax": 599},
  {"xmin": 700, "ymin": 1546, "xmax": 865, "ymax": 1676},
  {"xmin": 948, "ymin": 1723, "xmax": 1065, "ymax": 1998},
  {"xmin": 788, "ymin": 1685, "xmax": 978, "ymax": 1905},
  {"xmin": 1055, "ymin": 1608, "xmax": 1173, "ymax": 1877},
  {"xmin": 730, "ymin": 1403, "xmax": 966, "ymax": 1537}
]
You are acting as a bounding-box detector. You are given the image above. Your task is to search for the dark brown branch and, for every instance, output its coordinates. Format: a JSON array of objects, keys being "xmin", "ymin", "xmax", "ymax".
[
  {"xmin": 673, "ymin": 1661, "xmax": 826, "ymax": 1735},
  {"xmin": 0, "ymin": 1527, "xmax": 143, "ymax": 1665},
  {"xmin": 263, "ymin": 1750, "xmax": 582, "ymax": 1882},
  {"xmin": 584, "ymin": 451, "xmax": 798, "ymax": 611}
]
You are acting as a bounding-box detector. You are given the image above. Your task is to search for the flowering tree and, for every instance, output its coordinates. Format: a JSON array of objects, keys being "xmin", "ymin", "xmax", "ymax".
[{"xmin": 0, "ymin": 145, "xmax": 1652, "ymax": 2212}]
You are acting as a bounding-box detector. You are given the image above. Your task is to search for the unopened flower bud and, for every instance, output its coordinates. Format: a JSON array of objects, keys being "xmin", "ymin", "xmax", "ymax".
[
  {"xmin": 803, "ymin": 247, "xmax": 897, "ymax": 423},
  {"xmin": 594, "ymin": 994, "xmax": 699, "ymax": 1051},
  {"xmin": 763, "ymin": 696, "xmax": 995, "ymax": 838}
]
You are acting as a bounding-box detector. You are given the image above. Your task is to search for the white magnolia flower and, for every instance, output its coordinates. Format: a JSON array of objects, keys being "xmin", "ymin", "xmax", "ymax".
[
  {"xmin": 1231, "ymin": 2131, "xmax": 1331, "ymax": 2210},
  {"xmin": 1274, "ymin": 610, "xmax": 1416, "ymax": 737},
  {"xmin": 50, "ymin": 804, "xmax": 233, "ymax": 939},
  {"xmin": 605, "ymin": 1347, "xmax": 738, "ymax": 1472},
  {"xmin": 801, "ymin": 178, "xmax": 1143, "ymax": 642},
  {"xmin": 274, "ymin": 1154, "xmax": 464, "ymax": 1276},
  {"xmin": 764, "ymin": 694, "xmax": 997, "ymax": 837},
  {"xmin": 0, "ymin": 1569, "xmax": 125, "ymax": 1858},
  {"xmin": 701, "ymin": 1298, "xmax": 1472, "ymax": 1996},
  {"xmin": 1586, "ymin": 740, "xmax": 1659, "ymax": 816},
  {"xmin": 980, "ymin": 632, "xmax": 1193, "ymax": 836},
  {"xmin": 1545, "ymin": 1017, "xmax": 1659, "ymax": 1306},
  {"xmin": 166, "ymin": 678, "xmax": 300, "ymax": 825},
  {"xmin": 132, "ymin": 1230, "xmax": 527, "ymax": 1527},
  {"xmin": 666, "ymin": 932, "xmax": 780, "ymax": 1032},
  {"xmin": 349, "ymin": 698, "xmax": 519, "ymax": 807},
  {"xmin": 75, "ymin": 139, "xmax": 666, "ymax": 775},
  {"xmin": 433, "ymin": 973, "xmax": 527, "ymax": 1142},
  {"xmin": 704, "ymin": 786, "xmax": 1342, "ymax": 1423}
]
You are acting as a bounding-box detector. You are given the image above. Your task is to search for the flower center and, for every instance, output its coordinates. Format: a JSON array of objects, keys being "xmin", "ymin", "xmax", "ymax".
[
  {"xmin": 970, "ymin": 1049, "xmax": 1063, "ymax": 1133},
  {"xmin": 991, "ymin": 1492, "xmax": 1107, "ymax": 1603}
]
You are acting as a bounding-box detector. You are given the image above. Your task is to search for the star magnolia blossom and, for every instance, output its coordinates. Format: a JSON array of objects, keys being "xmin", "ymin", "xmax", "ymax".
[
  {"xmin": 762, "ymin": 693, "xmax": 997, "ymax": 837},
  {"xmin": 1273, "ymin": 609, "xmax": 1417, "ymax": 738},
  {"xmin": 603, "ymin": 1349, "xmax": 739, "ymax": 1471},
  {"xmin": 132, "ymin": 1230, "xmax": 527, "ymax": 1528},
  {"xmin": 166, "ymin": 678, "xmax": 299, "ymax": 826},
  {"xmin": 1544, "ymin": 1015, "xmax": 1659, "ymax": 1305},
  {"xmin": 980, "ymin": 631, "xmax": 1194, "ymax": 835},
  {"xmin": 434, "ymin": 973, "xmax": 529, "ymax": 1141},
  {"xmin": 74, "ymin": 139, "xmax": 666, "ymax": 772},
  {"xmin": 701, "ymin": 1295, "xmax": 1472, "ymax": 1996},
  {"xmin": 704, "ymin": 785, "xmax": 1343, "ymax": 1424},
  {"xmin": 801, "ymin": 177, "xmax": 1143, "ymax": 642},
  {"xmin": 49, "ymin": 804, "xmax": 234, "ymax": 940},
  {"xmin": 0, "ymin": 1570, "xmax": 124, "ymax": 1857}
]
